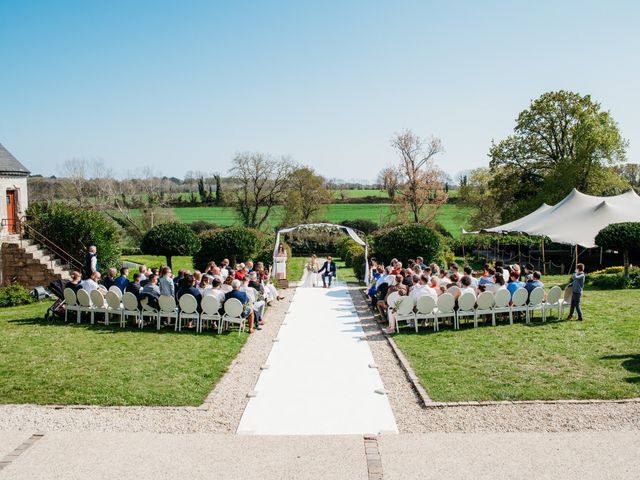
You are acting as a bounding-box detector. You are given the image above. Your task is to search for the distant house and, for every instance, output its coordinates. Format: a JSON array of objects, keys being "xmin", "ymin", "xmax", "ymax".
[{"xmin": 0, "ymin": 143, "xmax": 30, "ymax": 237}]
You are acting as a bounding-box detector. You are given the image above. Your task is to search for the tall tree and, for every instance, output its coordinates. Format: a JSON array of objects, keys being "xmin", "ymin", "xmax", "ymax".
[
  {"xmin": 230, "ymin": 152, "xmax": 295, "ymax": 229},
  {"xmin": 489, "ymin": 90, "xmax": 628, "ymax": 221},
  {"xmin": 390, "ymin": 129, "xmax": 447, "ymax": 223},
  {"xmin": 457, "ymin": 167, "xmax": 502, "ymax": 229},
  {"xmin": 282, "ymin": 167, "xmax": 331, "ymax": 224},
  {"xmin": 377, "ymin": 166, "xmax": 400, "ymax": 199}
]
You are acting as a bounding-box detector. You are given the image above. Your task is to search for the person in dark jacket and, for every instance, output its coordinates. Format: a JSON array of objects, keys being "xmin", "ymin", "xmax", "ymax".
[
  {"xmin": 225, "ymin": 279, "xmax": 256, "ymax": 333},
  {"xmin": 83, "ymin": 246, "xmax": 98, "ymax": 279}
]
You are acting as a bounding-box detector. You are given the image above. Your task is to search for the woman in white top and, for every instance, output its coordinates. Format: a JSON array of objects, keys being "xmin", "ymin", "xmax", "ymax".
[
  {"xmin": 302, "ymin": 254, "xmax": 319, "ymax": 288},
  {"xmin": 274, "ymin": 244, "xmax": 288, "ymax": 280}
]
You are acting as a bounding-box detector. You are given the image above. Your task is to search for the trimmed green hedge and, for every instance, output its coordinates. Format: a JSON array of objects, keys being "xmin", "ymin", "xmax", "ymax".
[
  {"xmin": 193, "ymin": 227, "xmax": 263, "ymax": 270},
  {"xmin": 372, "ymin": 224, "xmax": 442, "ymax": 265}
]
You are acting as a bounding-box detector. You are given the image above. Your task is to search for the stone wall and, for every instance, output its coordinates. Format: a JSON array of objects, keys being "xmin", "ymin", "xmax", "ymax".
[{"xmin": 1, "ymin": 242, "xmax": 61, "ymax": 289}]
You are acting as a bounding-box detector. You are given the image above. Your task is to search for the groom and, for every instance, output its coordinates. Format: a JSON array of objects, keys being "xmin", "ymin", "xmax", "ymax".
[{"xmin": 317, "ymin": 256, "xmax": 337, "ymax": 288}]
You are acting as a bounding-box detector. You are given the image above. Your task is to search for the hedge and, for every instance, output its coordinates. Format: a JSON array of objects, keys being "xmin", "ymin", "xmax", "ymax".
[
  {"xmin": 193, "ymin": 227, "xmax": 263, "ymax": 270},
  {"xmin": 372, "ymin": 224, "xmax": 442, "ymax": 265},
  {"xmin": 140, "ymin": 222, "xmax": 201, "ymax": 269}
]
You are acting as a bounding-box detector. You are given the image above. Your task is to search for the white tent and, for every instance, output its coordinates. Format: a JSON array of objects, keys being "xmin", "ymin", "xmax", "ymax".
[{"xmin": 481, "ymin": 189, "xmax": 640, "ymax": 248}]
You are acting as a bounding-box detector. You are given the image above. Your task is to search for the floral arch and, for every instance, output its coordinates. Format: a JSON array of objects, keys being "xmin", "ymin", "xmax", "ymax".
[{"xmin": 272, "ymin": 223, "xmax": 369, "ymax": 280}]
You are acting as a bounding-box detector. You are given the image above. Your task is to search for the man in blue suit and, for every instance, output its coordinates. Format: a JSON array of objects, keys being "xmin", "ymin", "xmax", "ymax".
[{"xmin": 318, "ymin": 256, "xmax": 337, "ymax": 288}]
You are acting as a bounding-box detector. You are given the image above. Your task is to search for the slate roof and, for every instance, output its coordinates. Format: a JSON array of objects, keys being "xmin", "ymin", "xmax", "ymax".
[{"xmin": 0, "ymin": 143, "xmax": 30, "ymax": 176}]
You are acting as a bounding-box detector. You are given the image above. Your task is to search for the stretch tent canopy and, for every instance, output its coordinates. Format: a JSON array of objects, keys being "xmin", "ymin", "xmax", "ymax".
[
  {"xmin": 273, "ymin": 223, "xmax": 369, "ymax": 280},
  {"xmin": 477, "ymin": 189, "xmax": 640, "ymax": 248}
]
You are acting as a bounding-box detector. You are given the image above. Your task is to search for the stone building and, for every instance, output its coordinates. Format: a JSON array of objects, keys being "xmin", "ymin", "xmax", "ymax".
[{"xmin": 0, "ymin": 143, "xmax": 29, "ymax": 237}]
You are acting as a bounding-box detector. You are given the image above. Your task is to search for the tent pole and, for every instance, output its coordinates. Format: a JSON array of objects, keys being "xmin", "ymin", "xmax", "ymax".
[
  {"xmin": 461, "ymin": 229, "xmax": 466, "ymax": 263},
  {"xmin": 518, "ymin": 236, "xmax": 521, "ymax": 266},
  {"xmin": 575, "ymin": 245, "xmax": 579, "ymax": 266},
  {"xmin": 600, "ymin": 247, "xmax": 603, "ymax": 265},
  {"xmin": 541, "ymin": 237, "xmax": 546, "ymax": 275}
]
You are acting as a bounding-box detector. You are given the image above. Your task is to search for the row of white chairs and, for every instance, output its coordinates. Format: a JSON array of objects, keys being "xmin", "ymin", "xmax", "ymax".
[
  {"xmin": 387, "ymin": 285, "xmax": 570, "ymax": 333},
  {"xmin": 62, "ymin": 286, "xmax": 247, "ymax": 334}
]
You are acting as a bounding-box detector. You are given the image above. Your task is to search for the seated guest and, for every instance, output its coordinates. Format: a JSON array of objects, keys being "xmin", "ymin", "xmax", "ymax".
[
  {"xmin": 102, "ymin": 268, "xmax": 117, "ymax": 290},
  {"xmin": 225, "ymin": 279, "xmax": 256, "ymax": 333},
  {"xmin": 113, "ymin": 267, "xmax": 130, "ymax": 292},
  {"xmin": 449, "ymin": 262, "xmax": 459, "ymax": 277},
  {"xmin": 383, "ymin": 287, "xmax": 408, "ymax": 334},
  {"xmin": 523, "ymin": 263, "xmax": 535, "ymax": 283},
  {"xmin": 410, "ymin": 275, "xmax": 438, "ymax": 302},
  {"xmin": 449, "ymin": 273, "xmax": 460, "ymax": 286},
  {"xmin": 459, "ymin": 275, "xmax": 476, "ymax": 298},
  {"xmin": 495, "ymin": 261, "xmax": 509, "ymax": 282},
  {"xmin": 159, "ymin": 266, "xmax": 175, "ymax": 297},
  {"xmin": 173, "ymin": 269, "xmax": 186, "ymax": 289},
  {"xmin": 402, "ymin": 269, "xmax": 414, "ymax": 288},
  {"xmin": 241, "ymin": 276, "xmax": 265, "ymax": 325},
  {"xmin": 141, "ymin": 273, "xmax": 160, "ymax": 309},
  {"xmin": 204, "ymin": 261, "xmax": 216, "ymax": 275},
  {"xmin": 493, "ymin": 271, "xmax": 507, "ymax": 289},
  {"xmin": 126, "ymin": 273, "xmax": 143, "ymax": 300},
  {"xmin": 177, "ymin": 274, "xmax": 202, "ymax": 326},
  {"xmin": 462, "ymin": 266, "xmax": 479, "ymax": 288},
  {"xmin": 416, "ymin": 256, "xmax": 428, "ymax": 271},
  {"xmin": 67, "ymin": 271, "xmax": 83, "ymax": 293},
  {"xmin": 82, "ymin": 271, "xmax": 106, "ymax": 294},
  {"xmin": 506, "ymin": 270, "xmax": 524, "ymax": 299},
  {"xmin": 524, "ymin": 271, "xmax": 544, "ymax": 297},
  {"xmin": 208, "ymin": 277, "xmax": 226, "ymax": 305},
  {"xmin": 367, "ymin": 266, "xmax": 384, "ymax": 306},
  {"xmin": 510, "ymin": 264, "xmax": 521, "ymax": 280},
  {"xmin": 438, "ymin": 269, "xmax": 451, "ymax": 287},
  {"xmin": 193, "ymin": 270, "xmax": 202, "ymax": 285},
  {"xmin": 138, "ymin": 265, "xmax": 148, "ymax": 283},
  {"xmin": 479, "ymin": 267, "xmax": 496, "ymax": 286},
  {"xmin": 377, "ymin": 275, "xmax": 406, "ymax": 317},
  {"xmin": 390, "ymin": 261, "xmax": 402, "ymax": 275},
  {"xmin": 198, "ymin": 274, "xmax": 211, "ymax": 295},
  {"xmin": 221, "ymin": 275, "xmax": 234, "ymax": 293}
]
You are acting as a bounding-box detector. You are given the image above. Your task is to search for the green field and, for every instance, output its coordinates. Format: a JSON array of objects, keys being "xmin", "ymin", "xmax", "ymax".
[
  {"xmin": 331, "ymin": 189, "xmax": 389, "ymax": 199},
  {"xmin": 392, "ymin": 289, "xmax": 640, "ymax": 401},
  {"xmin": 0, "ymin": 302, "xmax": 247, "ymax": 405}
]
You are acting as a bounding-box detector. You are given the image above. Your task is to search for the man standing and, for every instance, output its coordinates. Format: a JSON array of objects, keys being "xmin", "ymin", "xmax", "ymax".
[
  {"xmin": 318, "ymin": 256, "xmax": 337, "ymax": 288},
  {"xmin": 83, "ymin": 246, "xmax": 98, "ymax": 279},
  {"xmin": 567, "ymin": 263, "xmax": 585, "ymax": 321}
]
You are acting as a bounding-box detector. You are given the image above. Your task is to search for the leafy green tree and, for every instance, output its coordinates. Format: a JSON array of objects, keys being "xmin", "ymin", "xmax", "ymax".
[
  {"xmin": 140, "ymin": 222, "xmax": 201, "ymax": 269},
  {"xmin": 282, "ymin": 167, "xmax": 331, "ymax": 225},
  {"xmin": 372, "ymin": 224, "xmax": 442, "ymax": 265},
  {"xmin": 489, "ymin": 90, "xmax": 628, "ymax": 221},
  {"xmin": 193, "ymin": 227, "xmax": 262, "ymax": 270},
  {"xmin": 595, "ymin": 222, "xmax": 640, "ymax": 278},
  {"xmin": 457, "ymin": 167, "xmax": 501, "ymax": 229}
]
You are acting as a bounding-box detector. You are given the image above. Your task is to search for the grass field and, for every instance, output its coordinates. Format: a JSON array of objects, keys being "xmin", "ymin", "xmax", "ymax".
[
  {"xmin": 0, "ymin": 302, "xmax": 247, "ymax": 405},
  {"xmin": 392, "ymin": 289, "xmax": 640, "ymax": 402}
]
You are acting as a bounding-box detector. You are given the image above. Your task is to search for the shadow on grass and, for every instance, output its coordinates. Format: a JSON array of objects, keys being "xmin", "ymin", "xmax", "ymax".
[
  {"xmin": 601, "ymin": 354, "xmax": 640, "ymax": 384},
  {"xmin": 8, "ymin": 316, "xmax": 242, "ymax": 337}
]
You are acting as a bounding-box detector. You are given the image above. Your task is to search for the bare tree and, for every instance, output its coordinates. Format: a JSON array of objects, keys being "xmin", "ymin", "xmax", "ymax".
[
  {"xmin": 59, "ymin": 158, "xmax": 89, "ymax": 206},
  {"xmin": 230, "ymin": 152, "xmax": 295, "ymax": 229},
  {"xmin": 391, "ymin": 129, "xmax": 447, "ymax": 223},
  {"xmin": 377, "ymin": 166, "xmax": 400, "ymax": 199}
]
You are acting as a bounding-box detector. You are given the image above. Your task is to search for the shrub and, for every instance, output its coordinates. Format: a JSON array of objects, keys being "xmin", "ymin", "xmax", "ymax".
[
  {"xmin": 588, "ymin": 274, "xmax": 629, "ymax": 290},
  {"xmin": 283, "ymin": 229, "xmax": 340, "ymax": 256},
  {"xmin": 193, "ymin": 227, "xmax": 262, "ymax": 270},
  {"xmin": 595, "ymin": 222, "xmax": 640, "ymax": 277},
  {"xmin": 140, "ymin": 222, "xmax": 201, "ymax": 269},
  {"xmin": 189, "ymin": 220, "xmax": 219, "ymax": 234},
  {"xmin": 0, "ymin": 283, "xmax": 35, "ymax": 307},
  {"xmin": 339, "ymin": 219, "xmax": 379, "ymax": 235},
  {"xmin": 372, "ymin": 224, "xmax": 442, "ymax": 265},
  {"xmin": 26, "ymin": 202, "xmax": 120, "ymax": 270}
]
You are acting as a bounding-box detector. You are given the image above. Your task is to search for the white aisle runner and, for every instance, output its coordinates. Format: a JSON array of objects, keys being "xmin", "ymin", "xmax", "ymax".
[{"xmin": 237, "ymin": 283, "xmax": 398, "ymax": 435}]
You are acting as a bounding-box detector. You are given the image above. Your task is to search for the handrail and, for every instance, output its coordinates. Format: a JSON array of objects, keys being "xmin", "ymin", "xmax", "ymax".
[{"xmin": 15, "ymin": 217, "xmax": 83, "ymax": 273}]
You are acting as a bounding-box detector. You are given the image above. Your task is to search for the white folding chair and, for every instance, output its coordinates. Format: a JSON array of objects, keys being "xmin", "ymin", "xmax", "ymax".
[
  {"xmin": 75, "ymin": 289, "xmax": 94, "ymax": 324},
  {"xmin": 63, "ymin": 288, "xmax": 81, "ymax": 323},
  {"xmin": 511, "ymin": 288, "xmax": 529, "ymax": 323},
  {"xmin": 108, "ymin": 285, "xmax": 123, "ymax": 298},
  {"xmin": 394, "ymin": 296, "xmax": 416, "ymax": 333},
  {"xmin": 527, "ymin": 287, "xmax": 545, "ymax": 323},
  {"xmin": 385, "ymin": 291, "xmax": 401, "ymax": 323},
  {"xmin": 220, "ymin": 298, "xmax": 246, "ymax": 334},
  {"xmin": 456, "ymin": 292, "xmax": 476, "ymax": 329},
  {"xmin": 492, "ymin": 288, "xmax": 512, "ymax": 325},
  {"xmin": 484, "ymin": 283, "xmax": 499, "ymax": 294},
  {"xmin": 434, "ymin": 293, "xmax": 455, "ymax": 331},
  {"xmin": 140, "ymin": 297, "xmax": 160, "ymax": 330},
  {"xmin": 474, "ymin": 291, "xmax": 494, "ymax": 327},
  {"xmin": 414, "ymin": 295, "xmax": 436, "ymax": 332},
  {"xmin": 159, "ymin": 295, "xmax": 179, "ymax": 328},
  {"xmin": 543, "ymin": 286, "xmax": 562, "ymax": 321},
  {"xmin": 448, "ymin": 285, "xmax": 461, "ymax": 298},
  {"xmin": 200, "ymin": 296, "xmax": 222, "ymax": 333},
  {"xmin": 90, "ymin": 289, "xmax": 108, "ymax": 325},
  {"xmin": 105, "ymin": 290, "xmax": 124, "ymax": 327},
  {"xmin": 561, "ymin": 285, "xmax": 573, "ymax": 319},
  {"xmin": 122, "ymin": 292, "xmax": 141, "ymax": 327},
  {"xmin": 177, "ymin": 294, "xmax": 199, "ymax": 332}
]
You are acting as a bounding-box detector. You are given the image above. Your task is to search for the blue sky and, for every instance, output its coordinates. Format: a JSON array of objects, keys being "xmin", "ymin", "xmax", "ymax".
[{"xmin": 1, "ymin": 0, "xmax": 638, "ymax": 181}]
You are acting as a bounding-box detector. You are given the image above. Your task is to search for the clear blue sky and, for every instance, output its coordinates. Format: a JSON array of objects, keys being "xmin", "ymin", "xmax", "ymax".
[{"xmin": 1, "ymin": 0, "xmax": 638, "ymax": 181}]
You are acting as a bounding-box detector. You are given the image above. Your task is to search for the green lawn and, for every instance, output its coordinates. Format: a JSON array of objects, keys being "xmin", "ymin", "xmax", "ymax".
[
  {"xmin": 0, "ymin": 302, "xmax": 247, "ymax": 405},
  {"xmin": 392, "ymin": 289, "xmax": 640, "ymax": 401},
  {"xmin": 122, "ymin": 255, "xmax": 194, "ymax": 272},
  {"xmin": 331, "ymin": 189, "xmax": 389, "ymax": 199}
]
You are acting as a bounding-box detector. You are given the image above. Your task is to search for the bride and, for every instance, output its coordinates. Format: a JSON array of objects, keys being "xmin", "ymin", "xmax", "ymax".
[{"xmin": 302, "ymin": 254, "xmax": 319, "ymax": 288}]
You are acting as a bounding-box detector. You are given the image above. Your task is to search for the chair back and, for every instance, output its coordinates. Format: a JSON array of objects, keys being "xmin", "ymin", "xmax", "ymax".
[
  {"xmin": 141, "ymin": 297, "xmax": 158, "ymax": 312},
  {"xmin": 476, "ymin": 291, "xmax": 494, "ymax": 310},
  {"xmin": 159, "ymin": 295, "xmax": 177, "ymax": 313},
  {"xmin": 106, "ymin": 290, "xmax": 121, "ymax": 309},
  {"xmin": 179, "ymin": 294, "xmax": 198, "ymax": 314},
  {"xmin": 76, "ymin": 289, "xmax": 92, "ymax": 308},
  {"xmin": 485, "ymin": 284, "xmax": 499, "ymax": 294},
  {"xmin": 458, "ymin": 292, "xmax": 476, "ymax": 311},
  {"xmin": 494, "ymin": 288, "xmax": 510, "ymax": 308},
  {"xmin": 63, "ymin": 288, "xmax": 77, "ymax": 306},
  {"xmin": 448, "ymin": 285, "xmax": 461, "ymax": 298},
  {"xmin": 546, "ymin": 285, "xmax": 562, "ymax": 304},
  {"xmin": 396, "ymin": 296, "xmax": 415, "ymax": 315},
  {"xmin": 529, "ymin": 287, "xmax": 544, "ymax": 306},
  {"xmin": 90, "ymin": 289, "xmax": 106, "ymax": 308},
  {"xmin": 224, "ymin": 298, "xmax": 244, "ymax": 317},
  {"xmin": 123, "ymin": 292, "xmax": 139, "ymax": 311},
  {"xmin": 512, "ymin": 287, "xmax": 528, "ymax": 307},
  {"xmin": 563, "ymin": 285, "xmax": 573, "ymax": 302},
  {"xmin": 416, "ymin": 295, "xmax": 436, "ymax": 314},
  {"xmin": 386, "ymin": 291, "xmax": 401, "ymax": 308},
  {"xmin": 201, "ymin": 295, "xmax": 221, "ymax": 315},
  {"xmin": 109, "ymin": 286, "xmax": 123, "ymax": 298},
  {"xmin": 437, "ymin": 293, "xmax": 455, "ymax": 313}
]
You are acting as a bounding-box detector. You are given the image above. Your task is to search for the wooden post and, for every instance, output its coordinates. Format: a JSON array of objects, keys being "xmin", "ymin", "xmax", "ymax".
[
  {"xmin": 541, "ymin": 237, "xmax": 546, "ymax": 275},
  {"xmin": 461, "ymin": 229, "xmax": 466, "ymax": 262},
  {"xmin": 599, "ymin": 247, "xmax": 603, "ymax": 265}
]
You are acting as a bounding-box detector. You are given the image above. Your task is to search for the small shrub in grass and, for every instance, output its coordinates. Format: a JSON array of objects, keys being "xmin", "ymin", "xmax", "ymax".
[{"xmin": 0, "ymin": 283, "xmax": 35, "ymax": 307}]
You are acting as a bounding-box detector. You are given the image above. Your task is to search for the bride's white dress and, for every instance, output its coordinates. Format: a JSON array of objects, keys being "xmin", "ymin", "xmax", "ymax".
[{"xmin": 301, "ymin": 260, "xmax": 319, "ymax": 288}]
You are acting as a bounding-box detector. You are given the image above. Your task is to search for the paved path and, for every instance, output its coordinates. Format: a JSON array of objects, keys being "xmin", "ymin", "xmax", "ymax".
[{"xmin": 237, "ymin": 283, "xmax": 398, "ymax": 435}]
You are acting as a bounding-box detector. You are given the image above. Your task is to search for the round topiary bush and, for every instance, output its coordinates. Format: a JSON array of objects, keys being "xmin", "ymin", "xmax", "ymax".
[
  {"xmin": 193, "ymin": 226, "xmax": 262, "ymax": 270},
  {"xmin": 595, "ymin": 222, "xmax": 640, "ymax": 278},
  {"xmin": 140, "ymin": 222, "xmax": 201, "ymax": 269},
  {"xmin": 339, "ymin": 219, "xmax": 379, "ymax": 235},
  {"xmin": 372, "ymin": 223, "xmax": 442, "ymax": 265}
]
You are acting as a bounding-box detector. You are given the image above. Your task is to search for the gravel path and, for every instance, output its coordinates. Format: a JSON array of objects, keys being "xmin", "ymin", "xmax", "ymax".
[
  {"xmin": 0, "ymin": 287, "xmax": 296, "ymax": 434},
  {"xmin": 349, "ymin": 286, "xmax": 640, "ymax": 433}
]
